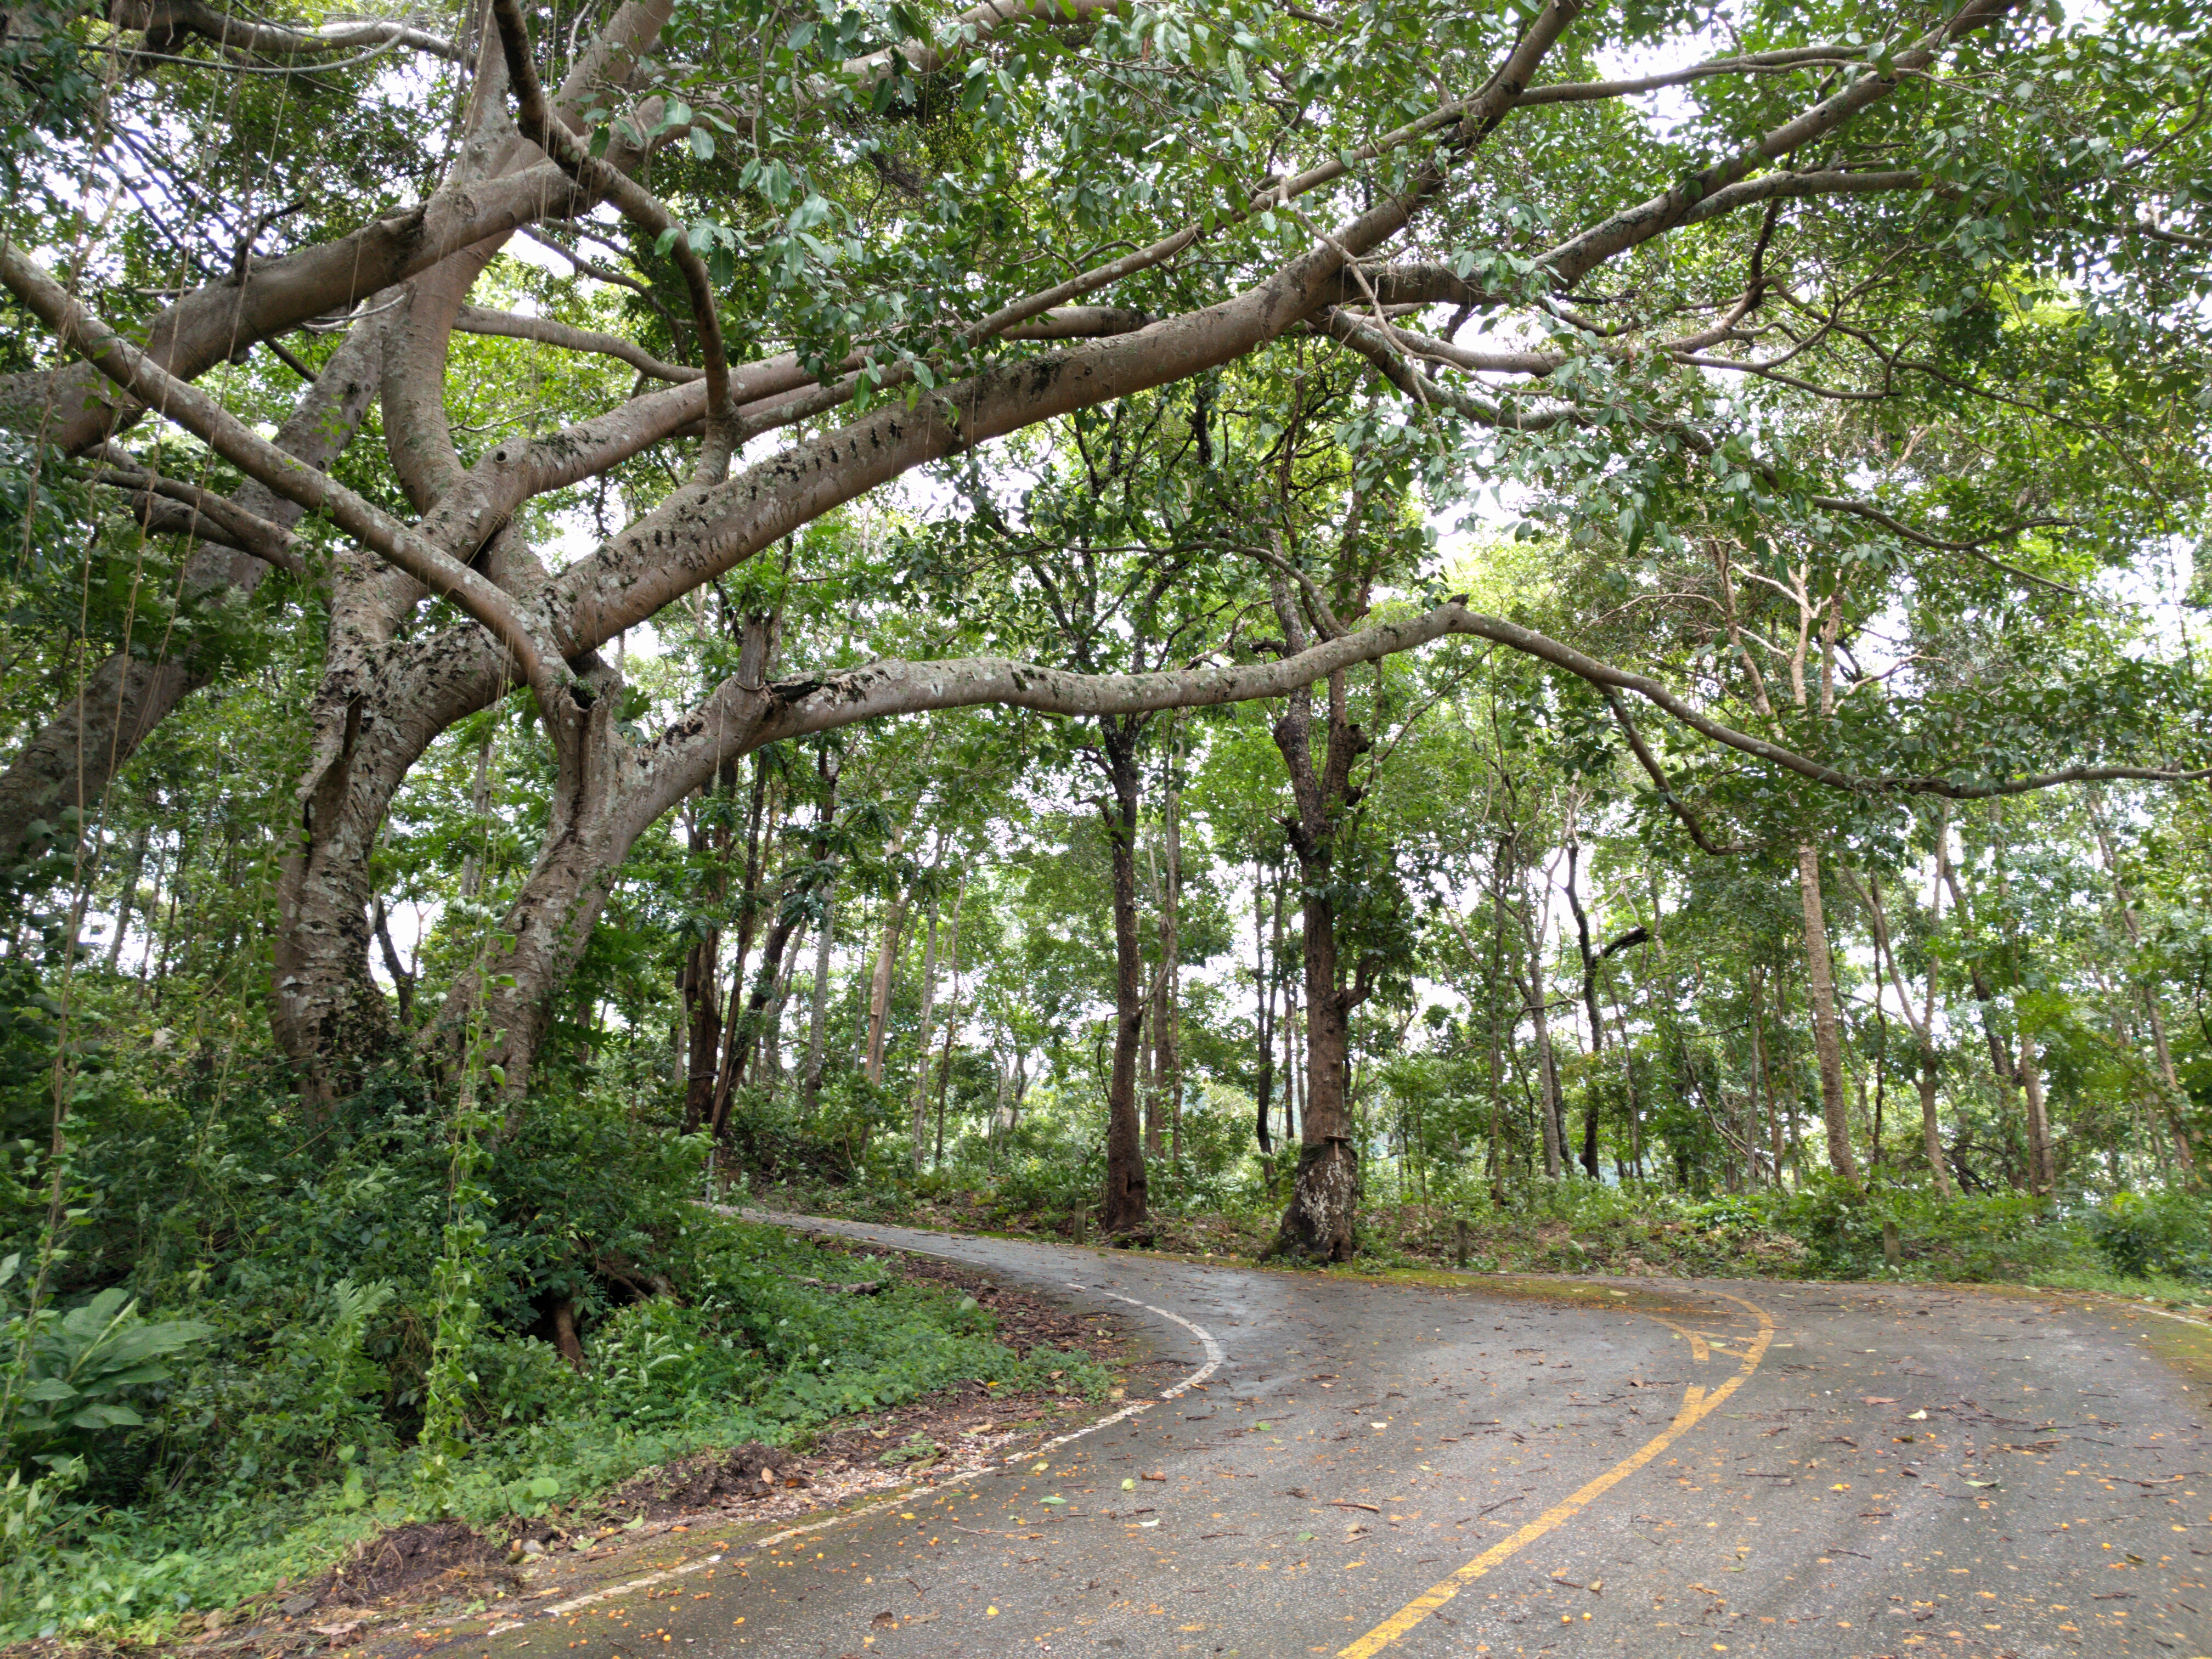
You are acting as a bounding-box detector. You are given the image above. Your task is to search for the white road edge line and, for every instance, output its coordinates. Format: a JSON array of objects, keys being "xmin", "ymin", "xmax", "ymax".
[
  {"xmin": 531, "ymin": 1218, "xmax": 1226, "ymax": 1626},
  {"xmin": 1069, "ymin": 1284, "xmax": 1226, "ymax": 1398}
]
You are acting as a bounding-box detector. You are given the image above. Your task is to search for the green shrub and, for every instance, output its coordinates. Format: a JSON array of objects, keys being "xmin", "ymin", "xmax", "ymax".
[{"xmin": 2089, "ymin": 1190, "xmax": 2212, "ymax": 1283}]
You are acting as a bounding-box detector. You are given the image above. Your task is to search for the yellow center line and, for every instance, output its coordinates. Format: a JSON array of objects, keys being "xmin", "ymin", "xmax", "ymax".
[{"xmin": 1336, "ymin": 1290, "xmax": 1776, "ymax": 1659}]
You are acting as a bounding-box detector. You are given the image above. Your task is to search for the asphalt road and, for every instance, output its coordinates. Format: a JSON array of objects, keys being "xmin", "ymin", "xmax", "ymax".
[{"xmin": 477, "ymin": 1216, "xmax": 2212, "ymax": 1659}]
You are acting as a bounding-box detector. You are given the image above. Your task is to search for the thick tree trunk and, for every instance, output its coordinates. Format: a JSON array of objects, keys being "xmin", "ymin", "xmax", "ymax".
[
  {"xmin": 273, "ymin": 627, "xmax": 506, "ymax": 1110},
  {"xmin": 1796, "ymin": 842, "xmax": 1863, "ymax": 1190},
  {"xmin": 679, "ymin": 933, "xmax": 721, "ymax": 1134},
  {"xmin": 1271, "ymin": 881, "xmax": 1361, "ymax": 1261},
  {"xmin": 1265, "ymin": 635, "xmax": 1372, "ymax": 1263},
  {"xmin": 1099, "ymin": 730, "xmax": 1150, "ymax": 1233}
]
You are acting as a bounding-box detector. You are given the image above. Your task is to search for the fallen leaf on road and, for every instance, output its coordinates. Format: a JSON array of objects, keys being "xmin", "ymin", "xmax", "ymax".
[{"xmin": 1142, "ymin": 1472, "xmax": 1166, "ymax": 1482}]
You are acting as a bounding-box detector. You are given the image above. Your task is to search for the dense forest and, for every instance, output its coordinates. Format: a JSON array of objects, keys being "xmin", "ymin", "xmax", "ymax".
[{"xmin": 1, "ymin": 0, "xmax": 2210, "ymax": 1639}]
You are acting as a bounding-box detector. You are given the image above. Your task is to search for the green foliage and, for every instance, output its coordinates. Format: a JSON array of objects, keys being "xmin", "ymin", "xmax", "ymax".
[
  {"xmin": 1, "ymin": 1267, "xmax": 213, "ymax": 1465},
  {"xmin": 2087, "ymin": 1190, "xmax": 2212, "ymax": 1284},
  {"xmin": 0, "ymin": 1026, "xmax": 1105, "ymax": 1644}
]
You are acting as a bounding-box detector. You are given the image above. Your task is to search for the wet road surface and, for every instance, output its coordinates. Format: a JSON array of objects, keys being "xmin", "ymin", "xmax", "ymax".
[{"xmin": 472, "ymin": 1216, "xmax": 2212, "ymax": 1659}]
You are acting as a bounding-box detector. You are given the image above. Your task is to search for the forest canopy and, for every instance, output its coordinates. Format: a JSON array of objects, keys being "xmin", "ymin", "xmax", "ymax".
[{"xmin": 2, "ymin": 0, "xmax": 2211, "ymax": 1637}]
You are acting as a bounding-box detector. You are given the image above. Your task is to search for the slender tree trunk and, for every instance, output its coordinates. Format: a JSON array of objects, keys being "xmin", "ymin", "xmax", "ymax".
[
  {"xmin": 2019, "ymin": 1026, "xmax": 2056, "ymax": 1196},
  {"xmin": 1934, "ymin": 833, "xmax": 2024, "ymax": 1135},
  {"xmin": 458, "ymin": 727, "xmax": 495, "ymax": 900},
  {"xmin": 1869, "ymin": 997, "xmax": 1888, "ymax": 1176},
  {"xmin": 2141, "ymin": 990, "xmax": 2197, "ymax": 1175},
  {"xmin": 990, "ymin": 1045, "xmax": 1011, "ymax": 1167},
  {"xmin": 1099, "ymin": 728, "xmax": 1150, "ymax": 1233},
  {"xmin": 133, "ymin": 838, "xmax": 168, "ymax": 983},
  {"xmin": 1160, "ymin": 774, "xmax": 1183, "ymax": 1166},
  {"xmin": 371, "ymin": 899, "xmax": 417, "ymax": 1028},
  {"xmin": 1142, "ymin": 838, "xmax": 1161, "ymax": 1159},
  {"xmin": 1519, "ymin": 884, "xmax": 1564, "ymax": 1180},
  {"xmin": 1748, "ymin": 966, "xmax": 1775, "ymax": 1189},
  {"xmin": 1920, "ymin": 850, "xmax": 1954, "ymax": 1198},
  {"xmin": 1253, "ymin": 861, "xmax": 1277, "ymax": 1159},
  {"xmin": 1565, "ymin": 839, "xmax": 1602, "ymax": 1178},
  {"xmin": 2090, "ymin": 806, "xmax": 2201, "ymax": 1179},
  {"xmin": 758, "ymin": 923, "xmax": 806, "ymax": 1081},
  {"xmin": 930, "ymin": 870, "xmax": 968, "ymax": 1166},
  {"xmin": 933, "ymin": 1009, "xmax": 958, "ymax": 1166},
  {"xmin": 908, "ymin": 882, "xmax": 943, "ymax": 1172},
  {"xmin": 678, "ymin": 794, "xmax": 724, "ymax": 1135},
  {"xmin": 801, "ymin": 881, "xmax": 836, "ymax": 1119},
  {"xmin": 104, "ymin": 824, "xmax": 148, "ymax": 972},
  {"xmin": 862, "ymin": 815, "xmax": 923, "ymax": 1085},
  {"xmin": 864, "ymin": 894, "xmax": 905, "ymax": 1086},
  {"xmin": 1487, "ymin": 844, "xmax": 1511, "ymax": 1201},
  {"xmin": 1606, "ymin": 967, "xmax": 1643, "ymax": 1186},
  {"xmin": 709, "ymin": 758, "xmax": 777, "ymax": 1109},
  {"xmin": 1796, "ymin": 843, "xmax": 1863, "ymax": 1189}
]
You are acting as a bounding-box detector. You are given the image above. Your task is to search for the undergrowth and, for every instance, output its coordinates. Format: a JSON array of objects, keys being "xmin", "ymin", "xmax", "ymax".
[{"xmin": 0, "ymin": 1018, "xmax": 1107, "ymax": 1645}]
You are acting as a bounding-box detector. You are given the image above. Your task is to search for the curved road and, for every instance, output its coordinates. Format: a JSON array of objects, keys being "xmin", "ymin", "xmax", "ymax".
[{"xmin": 478, "ymin": 1216, "xmax": 2212, "ymax": 1658}]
